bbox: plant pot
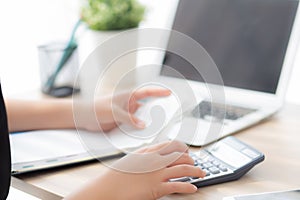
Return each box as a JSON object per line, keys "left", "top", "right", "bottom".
{"left": 78, "top": 28, "right": 138, "bottom": 96}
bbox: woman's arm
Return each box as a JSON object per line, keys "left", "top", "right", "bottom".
{"left": 5, "top": 88, "right": 171, "bottom": 132}
{"left": 5, "top": 99, "right": 75, "bottom": 132}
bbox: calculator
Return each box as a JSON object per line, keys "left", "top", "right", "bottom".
{"left": 170, "top": 136, "right": 265, "bottom": 187}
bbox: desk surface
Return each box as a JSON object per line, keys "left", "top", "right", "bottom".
{"left": 17, "top": 104, "right": 300, "bottom": 200}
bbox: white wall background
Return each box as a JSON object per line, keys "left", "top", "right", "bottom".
{"left": 0, "top": 0, "right": 299, "bottom": 104}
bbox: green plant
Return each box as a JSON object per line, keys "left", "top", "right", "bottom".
{"left": 81, "top": 0, "right": 146, "bottom": 31}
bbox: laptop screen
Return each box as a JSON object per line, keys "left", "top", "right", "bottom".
{"left": 161, "top": 0, "right": 299, "bottom": 94}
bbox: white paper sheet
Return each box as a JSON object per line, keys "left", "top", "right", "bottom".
{"left": 223, "top": 189, "right": 300, "bottom": 200}
{"left": 107, "top": 95, "right": 181, "bottom": 149}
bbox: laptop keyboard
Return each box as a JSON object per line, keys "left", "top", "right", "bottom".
{"left": 191, "top": 101, "right": 256, "bottom": 121}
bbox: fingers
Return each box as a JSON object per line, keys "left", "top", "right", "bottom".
{"left": 158, "top": 182, "right": 197, "bottom": 197}
{"left": 135, "top": 144, "right": 164, "bottom": 154}
{"left": 128, "top": 102, "right": 142, "bottom": 114}
{"left": 131, "top": 88, "right": 171, "bottom": 101}
{"left": 115, "top": 88, "right": 171, "bottom": 128}
{"left": 99, "top": 122, "right": 117, "bottom": 132}
{"left": 135, "top": 140, "right": 188, "bottom": 154}
{"left": 135, "top": 141, "right": 174, "bottom": 153}
{"left": 167, "top": 153, "right": 194, "bottom": 167}
{"left": 158, "top": 140, "right": 189, "bottom": 155}
{"left": 164, "top": 182, "right": 198, "bottom": 194}
{"left": 164, "top": 165, "right": 205, "bottom": 180}
{"left": 116, "top": 109, "right": 145, "bottom": 129}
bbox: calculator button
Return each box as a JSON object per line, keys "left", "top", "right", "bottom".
{"left": 212, "top": 161, "right": 220, "bottom": 166}
{"left": 208, "top": 167, "right": 220, "bottom": 174}
{"left": 190, "top": 152, "right": 196, "bottom": 157}
{"left": 204, "top": 169, "right": 210, "bottom": 176}
{"left": 170, "top": 177, "right": 191, "bottom": 182}
{"left": 196, "top": 159, "right": 203, "bottom": 164}
{"left": 190, "top": 153, "right": 197, "bottom": 159}
{"left": 203, "top": 163, "right": 213, "bottom": 168}
{"left": 204, "top": 156, "right": 214, "bottom": 162}
{"left": 218, "top": 165, "right": 228, "bottom": 172}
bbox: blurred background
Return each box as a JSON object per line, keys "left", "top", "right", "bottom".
{"left": 0, "top": 0, "right": 299, "bottom": 104}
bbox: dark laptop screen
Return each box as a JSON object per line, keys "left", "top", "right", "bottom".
{"left": 161, "top": 0, "right": 299, "bottom": 93}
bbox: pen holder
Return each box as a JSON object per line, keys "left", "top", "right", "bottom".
{"left": 38, "top": 42, "right": 80, "bottom": 97}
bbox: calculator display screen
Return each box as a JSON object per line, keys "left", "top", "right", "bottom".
{"left": 209, "top": 143, "right": 252, "bottom": 168}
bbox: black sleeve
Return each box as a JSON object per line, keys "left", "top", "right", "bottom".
{"left": 0, "top": 83, "right": 11, "bottom": 200}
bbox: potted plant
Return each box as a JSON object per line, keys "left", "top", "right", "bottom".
{"left": 78, "top": 0, "right": 146, "bottom": 94}
{"left": 81, "top": 0, "right": 145, "bottom": 31}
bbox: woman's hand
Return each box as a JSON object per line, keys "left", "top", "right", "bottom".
{"left": 78, "top": 88, "right": 171, "bottom": 132}
{"left": 66, "top": 141, "right": 205, "bottom": 200}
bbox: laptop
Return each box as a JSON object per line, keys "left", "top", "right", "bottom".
{"left": 10, "top": 128, "right": 158, "bottom": 174}
{"left": 10, "top": 130, "right": 120, "bottom": 174}
{"left": 141, "top": 0, "right": 300, "bottom": 146}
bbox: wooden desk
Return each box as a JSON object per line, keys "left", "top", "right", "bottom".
{"left": 17, "top": 104, "right": 300, "bottom": 199}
